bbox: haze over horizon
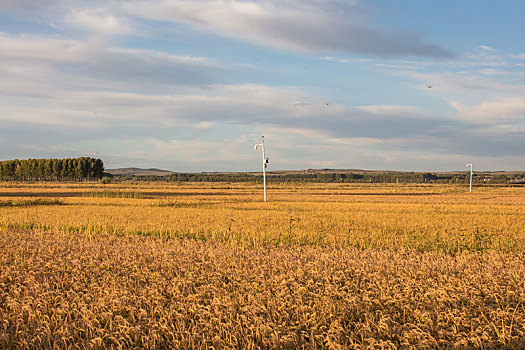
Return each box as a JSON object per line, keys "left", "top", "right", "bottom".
{"left": 1, "top": 1, "right": 525, "bottom": 172}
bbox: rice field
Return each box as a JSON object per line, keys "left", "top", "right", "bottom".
{"left": 1, "top": 181, "right": 525, "bottom": 348}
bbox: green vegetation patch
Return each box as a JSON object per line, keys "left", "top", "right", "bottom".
{"left": 0, "top": 198, "right": 64, "bottom": 207}
{"left": 82, "top": 191, "right": 148, "bottom": 199}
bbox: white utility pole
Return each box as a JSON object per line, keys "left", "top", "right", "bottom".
{"left": 254, "top": 136, "right": 269, "bottom": 202}
{"left": 466, "top": 163, "right": 473, "bottom": 193}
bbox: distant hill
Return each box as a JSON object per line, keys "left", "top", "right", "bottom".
{"left": 106, "top": 168, "right": 174, "bottom": 176}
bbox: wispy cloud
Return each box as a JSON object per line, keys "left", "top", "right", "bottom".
{"left": 120, "top": 0, "right": 454, "bottom": 58}
{"left": 509, "top": 53, "right": 525, "bottom": 60}
{"left": 63, "top": 7, "right": 134, "bottom": 36}
{"left": 0, "top": 33, "right": 220, "bottom": 94}
{"left": 0, "top": 0, "right": 454, "bottom": 58}
{"left": 356, "top": 105, "right": 428, "bottom": 117}
{"left": 463, "top": 45, "right": 508, "bottom": 67}
{"left": 451, "top": 97, "right": 525, "bottom": 123}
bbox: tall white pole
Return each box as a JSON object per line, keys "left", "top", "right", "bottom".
{"left": 261, "top": 136, "right": 267, "bottom": 202}
{"left": 470, "top": 166, "right": 473, "bottom": 193}
{"left": 466, "top": 163, "right": 473, "bottom": 193}
{"left": 254, "top": 136, "right": 268, "bottom": 202}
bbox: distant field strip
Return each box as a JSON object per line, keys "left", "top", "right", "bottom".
{"left": 0, "top": 183, "right": 524, "bottom": 252}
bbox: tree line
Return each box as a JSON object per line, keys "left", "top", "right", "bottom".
{"left": 105, "top": 171, "right": 524, "bottom": 184}
{"left": 0, "top": 158, "right": 105, "bottom": 181}
{"left": 161, "top": 172, "right": 521, "bottom": 184}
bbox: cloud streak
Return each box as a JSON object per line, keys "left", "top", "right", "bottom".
{"left": 0, "top": 33, "right": 221, "bottom": 93}
{"left": 122, "top": 0, "right": 454, "bottom": 58}
{"left": 1, "top": 0, "right": 453, "bottom": 58}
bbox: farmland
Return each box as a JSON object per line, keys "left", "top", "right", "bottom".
{"left": 1, "top": 182, "right": 525, "bottom": 348}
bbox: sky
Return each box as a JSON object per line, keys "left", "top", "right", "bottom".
{"left": 1, "top": 1, "right": 525, "bottom": 172}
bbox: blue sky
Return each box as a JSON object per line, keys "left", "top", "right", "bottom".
{"left": 1, "top": 1, "right": 524, "bottom": 171}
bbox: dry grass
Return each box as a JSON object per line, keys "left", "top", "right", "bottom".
{"left": 1, "top": 231, "right": 525, "bottom": 348}
{"left": 1, "top": 182, "right": 525, "bottom": 348}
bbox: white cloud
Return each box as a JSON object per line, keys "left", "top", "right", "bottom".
{"left": 509, "top": 53, "right": 525, "bottom": 60}
{"left": 478, "top": 45, "right": 497, "bottom": 52}
{"left": 451, "top": 97, "right": 525, "bottom": 123}
{"left": 463, "top": 45, "right": 508, "bottom": 67}
{"left": 478, "top": 68, "right": 511, "bottom": 76}
{"left": 0, "top": 33, "right": 89, "bottom": 63}
{"left": 0, "top": 33, "right": 212, "bottom": 66}
{"left": 194, "top": 121, "right": 215, "bottom": 130}
{"left": 63, "top": 7, "right": 134, "bottom": 36}
{"left": 0, "top": 81, "right": 339, "bottom": 128}
{"left": 120, "top": 0, "right": 453, "bottom": 57}
{"left": 324, "top": 56, "right": 371, "bottom": 64}
{"left": 356, "top": 105, "right": 427, "bottom": 117}
{"left": 0, "top": 0, "right": 65, "bottom": 12}
{"left": 2, "top": 0, "right": 454, "bottom": 58}
{"left": 400, "top": 69, "right": 522, "bottom": 101}
{"left": 151, "top": 136, "right": 253, "bottom": 163}
{"left": 0, "top": 33, "right": 220, "bottom": 97}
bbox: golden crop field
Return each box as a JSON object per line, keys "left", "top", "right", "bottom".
{"left": 1, "top": 181, "right": 525, "bottom": 348}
